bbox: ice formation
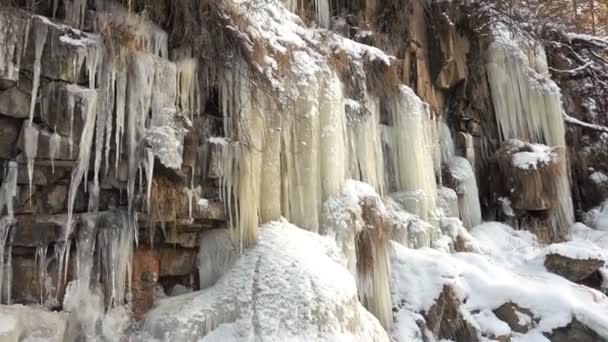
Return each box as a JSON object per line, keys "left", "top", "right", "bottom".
{"left": 448, "top": 157, "right": 482, "bottom": 228}
{"left": 142, "top": 221, "right": 390, "bottom": 342}
{"left": 28, "top": 17, "right": 48, "bottom": 125}
{"left": 197, "top": 229, "right": 238, "bottom": 290}
{"left": 23, "top": 124, "right": 39, "bottom": 200}
{"left": 382, "top": 86, "right": 438, "bottom": 221}
{"left": 486, "top": 26, "right": 575, "bottom": 235}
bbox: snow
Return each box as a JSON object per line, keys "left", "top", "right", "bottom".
{"left": 390, "top": 222, "right": 608, "bottom": 341}
{"left": 511, "top": 143, "right": 557, "bottom": 170}
{"left": 141, "top": 220, "right": 389, "bottom": 342}
{"left": 486, "top": 23, "right": 574, "bottom": 234}
{"left": 585, "top": 200, "right": 608, "bottom": 231}
{"left": 590, "top": 171, "right": 608, "bottom": 185}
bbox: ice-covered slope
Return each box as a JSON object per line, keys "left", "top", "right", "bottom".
{"left": 139, "top": 221, "right": 389, "bottom": 342}
{"left": 390, "top": 222, "right": 608, "bottom": 341}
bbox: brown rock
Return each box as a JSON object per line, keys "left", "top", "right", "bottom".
{"left": 494, "top": 302, "right": 535, "bottom": 334}
{"left": 544, "top": 253, "right": 605, "bottom": 283}
{"left": 131, "top": 247, "right": 160, "bottom": 320}
{"left": 546, "top": 318, "right": 607, "bottom": 342}
{"left": 425, "top": 286, "right": 479, "bottom": 341}
{"left": 159, "top": 247, "right": 198, "bottom": 277}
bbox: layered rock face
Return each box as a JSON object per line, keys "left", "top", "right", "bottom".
{"left": 0, "top": 0, "right": 607, "bottom": 341}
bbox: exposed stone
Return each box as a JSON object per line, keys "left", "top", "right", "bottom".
{"left": 0, "top": 86, "right": 30, "bottom": 119}
{"left": 131, "top": 247, "right": 160, "bottom": 320}
{"left": 18, "top": 123, "right": 74, "bottom": 161}
{"left": 0, "top": 9, "right": 29, "bottom": 84}
{"left": 12, "top": 214, "right": 69, "bottom": 247}
{"left": 39, "top": 82, "right": 97, "bottom": 145}
{"left": 159, "top": 247, "right": 197, "bottom": 277}
{"left": 424, "top": 286, "right": 479, "bottom": 342}
{"left": 545, "top": 318, "right": 608, "bottom": 342}
{"left": 0, "top": 115, "right": 22, "bottom": 158}
{"left": 493, "top": 302, "right": 535, "bottom": 334}
{"left": 496, "top": 141, "right": 561, "bottom": 211}
{"left": 12, "top": 254, "right": 68, "bottom": 308}
{"left": 163, "top": 231, "right": 199, "bottom": 248}
{"left": 544, "top": 253, "right": 605, "bottom": 283}
{"left": 22, "top": 15, "right": 101, "bottom": 84}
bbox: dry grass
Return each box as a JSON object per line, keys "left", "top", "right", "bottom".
{"left": 98, "top": 15, "right": 143, "bottom": 68}
{"left": 146, "top": 175, "right": 188, "bottom": 243}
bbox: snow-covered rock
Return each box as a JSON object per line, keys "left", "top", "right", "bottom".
{"left": 141, "top": 221, "right": 389, "bottom": 342}
{"left": 390, "top": 222, "right": 608, "bottom": 342}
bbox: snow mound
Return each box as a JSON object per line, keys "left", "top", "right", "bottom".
{"left": 585, "top": 200, "right": 608, "bottom": 231}
{"left": 0, "top": 304, "right": 68, "bottom": 341}
{"left": 390, "top": 222, "right": 608, "bottom": 342}
{"left": 511, "top": 143, "right": 557, "bottom": 170}
{"left": 140, "top": 220, "right": 389, "bottom": 342}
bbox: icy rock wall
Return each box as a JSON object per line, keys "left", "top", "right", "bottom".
{"left": 218, "top": 69, "right": 441, "bottom": 247}
{"left": 486, "top": 26, "right": 575, "bottom": 236}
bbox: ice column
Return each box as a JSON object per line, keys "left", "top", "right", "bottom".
{"left": 383, "top": 86, "right": 438, "bottom": 221}
{"left": 486, "top": 30, "right": 575, "bottom": 235}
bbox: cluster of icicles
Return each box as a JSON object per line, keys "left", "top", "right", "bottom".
{"left": 0, "top": 2, "right": 488, "bottom": 336}
{"left": 485, "top": 26, "right": 575, "bottom": 235}
{"left": 0, "top": 2, "right": 576, "bottom": 340}
{"left": 0, "top": 2, "right": 197, "bottom": 338}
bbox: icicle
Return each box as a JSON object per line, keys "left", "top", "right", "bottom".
{"left": 315, "top": 0, "right": 331, "bottom": 28}
{"left": 104, "top": 70, "right": 116, "bottom": 176}
{"left": 24, "top": 124, "right": 40, "bottom": 201}
{"left": 64, "top": 90, "right": 98, "bottom": 271}
{"left": 126, "top": 53, "right": 154, "bottom": 213}
{"left": 114, "top": 73, "right": 127, "bottom": 174}
{"left": 98, "top": 210, "right": 134, "bottom": 308}
{"left": 144, "top": 147, "right": 154, "bottom": 212}
{"left": 0, "top": 217, "right": 14, "bottom": 304}
{"left": 486, "top": 28, "right": 575, "bottom": 234}
{"left": 0, "top": 162, "right": 17, "bottom": 303}
{"left": 448, "top": 157, "right": 482, "bottom": 228}
{"left": 28, "top": 18, "right": 48, "bottom": 126}
{"left": 383, "top": 86, "right": 438, "bottom": 221}
{"left": 65, "top": 213, "right": 102, "bottom": 340}
{"left": 356, "top": 228, "right": 392, "bottom": 330}
{"left": 49, "top": 130, "right": 61, "bottom": 173}
{"left": 319, "top": 73, "right": 347, "bottom": 201}
{"left": 35, "top": 245, "right": 48, "bottom": 305}
{"left": 346, "top": 96, "right": 385, "bottom": 194}
{"left": 67, "top": 90, "right": 76, "bottom": 158}
{"left": 439, "top": 121, "right": 455, "bottom": 164}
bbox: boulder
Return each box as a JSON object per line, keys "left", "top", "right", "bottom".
{"left": 544, "top": 253, "right": 605, "bottom": 283}
{"left": 546, "top": 318, "right": 608, "bottom": 342}
{"left": 0, "top": 115, "right": 22, "bottom": 159}
{"left": 496, "top": 140, "right": 561, "bottom": 211}
{"left": 424, "top": 286, "right": 479, "bottom": 341}
{"left": 493, "top": 302, "right": 535, "bottom": 334}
